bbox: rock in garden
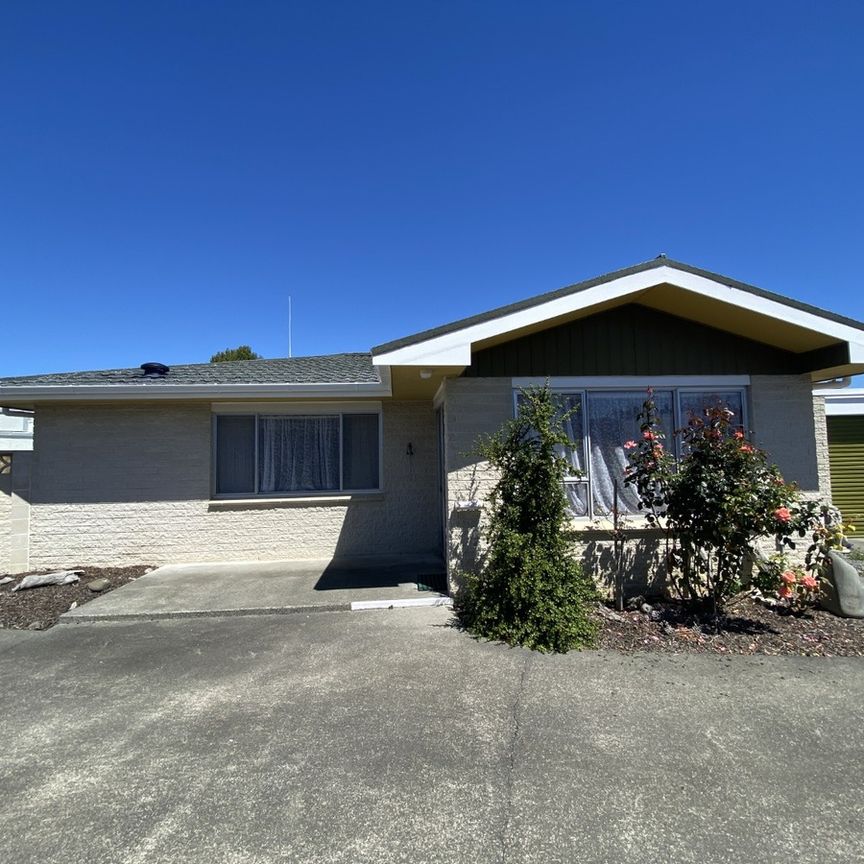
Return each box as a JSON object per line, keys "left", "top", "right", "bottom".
{"left": 87, "top": 578, "right": 111, "bottom": 592}
{"left": 11, "top": 570, "right": 82, "bottom": 592}
{"left": 625, "top": 595, "right": 645, "bottom": 611}
{"left": 0, "top": 576, "right": 13, "bottom": 586}
{"left": 821, "top": 552, "right": 864, "bottom": 618}
{"left": 27, "top": 621, "right": 44, "bottom": 631}
{"left": 640, "top": 602, "right": 653, "bottom": 615}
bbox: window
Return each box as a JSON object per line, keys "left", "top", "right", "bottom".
{"left": 518, "top": 387, "right": 746, "bottom": 519}
{"left": 214, "top": 412, "right": 381, "bottom": 496}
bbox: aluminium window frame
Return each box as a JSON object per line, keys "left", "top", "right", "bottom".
{"left": 211, "top": 403, "right": 384, "bottom": 499}
{"left": 512, "top": 383, "right": 749, "bottom": 521}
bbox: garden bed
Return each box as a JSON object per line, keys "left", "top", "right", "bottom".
{"left": 595, "top": 596, "right": 864, "bottom": 656}
{"left": 0, "top": 566, "right": 153, "bottom": 630}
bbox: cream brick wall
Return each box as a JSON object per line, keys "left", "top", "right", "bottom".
{"left": 442, "top": 378, "right": 512, "bottom": 581}
{"left": 25, "top": 400, "right": 440, "bottom": 570}
{"left": 812, "top": 392, "right": 832, "bottom": 498}
{"left": 0, "top": 453, "right": 32, "bottom": 574}
{"left": 0, "top": 470, "right": 10, "bottom": 574}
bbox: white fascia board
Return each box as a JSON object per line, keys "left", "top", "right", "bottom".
{"left": 0, "top": 438, "right": 33, "bottom": 451}
{"left": 372, "top": 337, "right": 470, "bottom": 366}
{"left": 373, "top": 266, "right": 864, "bottom": 366}
{"left": 820, "top": 388, "right": 864, "bottom": 416}
{"left": 0, "top": 379, "right": 392, "bottom": 403}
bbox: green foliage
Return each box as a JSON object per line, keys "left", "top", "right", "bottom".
{"left": 625, "top": 395, "right": 849, "bottom": 612}
{"left": 210, "top": 345, "right": 262, "bottom": 363}
{"left": 753, "top": 554, "right": 820, "bottom": 613}
{"left": 456, "top": 386, "right": 598, "bottom": 652}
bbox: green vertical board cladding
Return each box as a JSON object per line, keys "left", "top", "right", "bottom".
{"left": 827, "top": 415, "right": 864, "bottom": 532}
{"left": 464, "top": 304, "right": 827, "bottom": 377}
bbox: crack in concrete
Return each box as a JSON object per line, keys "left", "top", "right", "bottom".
{"left": 498, "top": 651, "right": 532, "bottom": 864}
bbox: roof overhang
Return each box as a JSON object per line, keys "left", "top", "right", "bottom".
{"left": 0, "top": 368, "right": 393, "bottom": 408}
{"left": 817, "top": 387, "right": 864, "bottom": 416}
{"left": 372, "top": 262, "right": 864, "bottom": 381}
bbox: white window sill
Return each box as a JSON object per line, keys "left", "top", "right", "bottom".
{"left": 208, "top": 493, "right": 384, "bottom": 511}
{"left": 567, "top": 519, "right": 665, "bottom": 538}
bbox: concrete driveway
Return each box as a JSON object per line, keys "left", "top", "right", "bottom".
{"left": 2, "top": 609, "right": 863, "bottom": 864}
{"left": 61, "top": 555, "right": 449, "bottom": 623}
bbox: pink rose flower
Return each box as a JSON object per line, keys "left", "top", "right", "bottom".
{"left": 781, "top": 570, "right": 797, "bottom": 585}
{"left": 623, "top": 440, "right": 637, "bottom": 450}
{"left": 642, "top": 430, "right": 656, "bottom": 441}
{"left": 801, "top": 575, "right": 818, "bottom": 589}
{"left": 778, "top": 586, "right": 793, "bottom": 599}
{"left": 774, "top": 507, "right": 791, "bottom": 523}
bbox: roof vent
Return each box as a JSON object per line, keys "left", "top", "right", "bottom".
{"left": 140, "top": 362, "right": 170, "bottom": 379}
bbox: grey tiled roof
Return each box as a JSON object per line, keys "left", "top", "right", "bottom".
{"left": 0, "top": 353, "right": 379, "bottom": 387}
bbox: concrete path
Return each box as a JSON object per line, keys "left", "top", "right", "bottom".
{"left": 61, "top": 555, "right": 449, "bottom": 623}
{"left": 2, "top": 608, "right": 863, "bottom": 864}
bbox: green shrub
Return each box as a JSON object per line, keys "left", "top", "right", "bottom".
{"left": 455, "top": 385, "right": 598, "bottom": 652}
{"left": 625, "top": 392, "right": 848, "bottom": 614}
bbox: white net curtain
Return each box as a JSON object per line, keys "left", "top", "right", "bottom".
{"left": 258, "top": 416, "right": 340, "bottom": 493}
{"left": 555, "top": 394, "right": 589, "bottom": 517}
{"left": 586, "top": 391, "right": 674, "bottom": 517}
{"left": 516, "top": 387, "right": 746, "bottom": 520}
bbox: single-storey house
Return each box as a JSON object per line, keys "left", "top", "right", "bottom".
{"left": 2, "top": 257, "right": 864, "bottom": 588}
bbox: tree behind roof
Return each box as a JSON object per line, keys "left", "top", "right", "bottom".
{"left": 210, "top": 345, "right": 262, "bottom": 363}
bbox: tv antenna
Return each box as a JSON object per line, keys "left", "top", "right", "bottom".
{"left": 288, "top": 296, "right": 293, "bottom": 358}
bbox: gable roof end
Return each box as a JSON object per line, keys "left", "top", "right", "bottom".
{"left": 371, "top": 258, "right": 864, "bottom": 379}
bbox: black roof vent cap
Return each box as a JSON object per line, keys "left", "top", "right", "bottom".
{"left": 140, "top": 362, "right": 170, "bottom": 379}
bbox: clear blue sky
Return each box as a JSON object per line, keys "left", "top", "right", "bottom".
{"left": 2, "top": 1, "right": 862, "bottom": 377}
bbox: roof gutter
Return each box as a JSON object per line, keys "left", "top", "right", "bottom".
{"left": 0, "top": 373, "right": 392, "bottom": 405}
{"left": 812, "top": 376, "right": 852, "bottom": 389}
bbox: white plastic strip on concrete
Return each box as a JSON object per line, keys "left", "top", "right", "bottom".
{"left": 350, "top": 596, "right": 453, "bottom": 611}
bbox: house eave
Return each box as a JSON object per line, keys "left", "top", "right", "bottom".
{"left": 0, "top": 374, "right": 393, "bottom": 407}
{"left": 372, "top": 263, "right": 864, "bottom": 368}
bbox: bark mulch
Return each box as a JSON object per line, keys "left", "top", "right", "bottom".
{"left": 595, "top": 595, "right": 864, "bottom": 656}
{"left": 0, "top": 566, "right": 153, "bottom": 631}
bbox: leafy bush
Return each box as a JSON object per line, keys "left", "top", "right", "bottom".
{"left": 624, "top": 393, "right": 829, "bottom": 612}
{"left": 753, "top": 555, "right": 820, "bottom": 612}
{"left": 455, "top": 385, "right": 598, "bottom": 652}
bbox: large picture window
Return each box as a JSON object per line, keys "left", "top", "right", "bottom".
{"left": 214, "top": 411, "right": 381, "bottom": 496}
{"left": 518, "top": 387, "right": 746, "bottom": 519}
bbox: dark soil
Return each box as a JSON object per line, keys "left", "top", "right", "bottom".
{"left": 0, "top": 566, "right": 152, "bottom": 630}
{"left": 595, "top": 596, "right": 864, "bottom": 656}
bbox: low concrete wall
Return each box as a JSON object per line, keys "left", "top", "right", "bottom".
{"left": 24, "top": 400, "right": 440, "bottom": 570}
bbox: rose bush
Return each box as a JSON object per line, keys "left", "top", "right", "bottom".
{"left": 624, "top": 392, "right": 848, "bottom": 616}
